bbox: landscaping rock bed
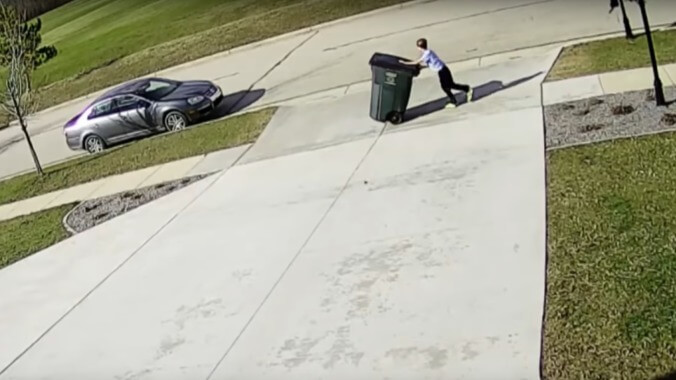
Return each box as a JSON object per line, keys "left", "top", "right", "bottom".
{"left": 545, "top": 87, "right": 676, "bottom": 149}
{"left": 65, "top": 175, "right": 210, "bottom": 234}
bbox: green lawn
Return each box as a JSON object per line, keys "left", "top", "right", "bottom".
{"left": 0, "top": 107, "right": 275, "bottom": 206}
{"left": 544, "top": 134, "right": 676, "bottom": 379}
{"left": 548, "top": 28, "right": 676, "bottom": 81}
{"left": 0, "top": 204, "right": 74, "bottom": 270}
{"left": 19, "top": 0, "right": 410, "bottom": 113}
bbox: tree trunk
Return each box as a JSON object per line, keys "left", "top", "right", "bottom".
{"left": 17, "top": 116, "right": 43, "bottom": 176}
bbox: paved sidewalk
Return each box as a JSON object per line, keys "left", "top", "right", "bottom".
{"left": 543, "top": 63, "right": 676, "bottom": 105}
{"left": 0, "top": 145, "right": 250, "bottom": 223}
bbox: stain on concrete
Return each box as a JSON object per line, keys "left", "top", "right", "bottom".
{"left": 272, "top": 325, "right": 365, "bottom": 371}
{"left": 322, "top": 325, "right": 365, "bottom": 369}
{"left": 363, "top": 160, "right": 479, "bottom": 192}
{"left": 171, "top": 298, "right": 224, "bottom": 330}
{"left": 385, "top": 346, "right": 449, "bottom": 369}
{"left": 461, "top": 342, "right": 479, "bottom": 361}
{"left": 232, "top": 268, "right": 253, "bottom": 282}
{"left": 275, "top": 333, "right": 326, "bottom": 369}
{"left": 155, "top": 336, "right": 186, "bottom": 360}
{"left": 117, "top": 367, "right": 154, "bottom": 380}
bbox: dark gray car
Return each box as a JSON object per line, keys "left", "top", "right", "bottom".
{"left": 64, "top": 77, "right": 223, "bottom": 153}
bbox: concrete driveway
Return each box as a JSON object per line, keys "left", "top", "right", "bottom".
{"left": 0, "top": 46, "right": 554, "bottom": 379}
{"left": 1, "top": 0, "right": 675, "bottom": 179}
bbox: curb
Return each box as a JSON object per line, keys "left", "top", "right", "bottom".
{"left": 61, "top": 202, "right": 80, "bottom": 235}
{"left": 540, "top": 46, "right": 564, "bottom": 108}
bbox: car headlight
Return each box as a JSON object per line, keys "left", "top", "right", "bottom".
{"left": 187, "top": 96, "right": 205, "bottom": 105}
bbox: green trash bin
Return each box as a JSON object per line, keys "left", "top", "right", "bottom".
{"left": 368, "top": 52, "right": 421, "bottom": 124}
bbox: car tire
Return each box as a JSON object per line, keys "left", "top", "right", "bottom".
{"left": 164, "top": 111, "right": 188, "bottom": 132}
{"left": 83, "top": 134, "right": 105, "bottom": 154}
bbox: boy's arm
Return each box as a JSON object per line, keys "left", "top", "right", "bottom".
{"left": 399, "top": 57, "right": 424, "bottom": 66}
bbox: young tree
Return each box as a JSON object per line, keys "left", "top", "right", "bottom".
{"left": 0, "top": 4, "right": 44, "bottom": 175}
{"left": 0, "top": 10, "right": 57, "bottom": 90}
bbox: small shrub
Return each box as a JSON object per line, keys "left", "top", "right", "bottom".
{"left": 611, "top": 105, "right": 635, "bottom": 115}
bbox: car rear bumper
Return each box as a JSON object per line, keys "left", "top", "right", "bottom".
{"left": 65, "top": 135, "right": 82, "bottom": 151}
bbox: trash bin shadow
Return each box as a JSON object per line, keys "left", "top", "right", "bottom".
{"left": 404, "top": 71, "right": 542, "bottom": 122}
{"left": 204, "top": 88, "right": 266, "bottom": 121}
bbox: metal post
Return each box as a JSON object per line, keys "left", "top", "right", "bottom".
{"left": 618, "top": 0, "right": 635, "bottom": 39}
{"left": 637, "top": 0, "right": 666, "bottom": 106}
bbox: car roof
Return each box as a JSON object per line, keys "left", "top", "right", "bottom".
{"left": 92, "top": 77, "right": 177, "bottom": 103}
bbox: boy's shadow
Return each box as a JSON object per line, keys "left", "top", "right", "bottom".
{"left": 404, "top": 71, "right": 542, "bottom": 122}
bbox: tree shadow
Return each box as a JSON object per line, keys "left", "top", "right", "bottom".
{"left": 627, "top": 31, "right": 647, "bottom": 41}
{"left": 204, "top": 88, "right": 266, "bottom": 121}
{"left": 403, "top": 71, "right": 543, "bottom": 122}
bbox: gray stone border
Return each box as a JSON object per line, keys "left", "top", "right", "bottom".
{"left": 544, "top": 87, "right": 676, "bottom": 151}
{"left": 62, "top": 174, "right": 212, "bottom": 234}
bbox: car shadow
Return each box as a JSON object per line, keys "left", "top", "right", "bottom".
{"left": 204, "top": 88, "right": 266, "bottom": 121}
{"left": 403, "top": 71, "right": 543, "bottom": 123}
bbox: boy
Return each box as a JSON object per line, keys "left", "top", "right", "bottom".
{"left": 401, "top": 38, "right": 472, "bottom": 108}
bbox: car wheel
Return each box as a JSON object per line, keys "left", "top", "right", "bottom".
{"left": 164, "top": 111, "right": 188, "bottom": 132}
{"left": 84, "top": 135, "right": 105, "bottom": 154}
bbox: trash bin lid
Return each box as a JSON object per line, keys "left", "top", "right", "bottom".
{"left": 369, "top": 52, "right": 420, "bottom": 76}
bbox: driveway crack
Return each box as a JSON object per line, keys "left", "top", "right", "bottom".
{"left": 224, "top": 30, "right": 318, "bottom": 115}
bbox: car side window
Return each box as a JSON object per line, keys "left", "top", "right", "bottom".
{"left": 116, "top": 96, "right": 150, "bottom": 113}
{"left": 88, "top": 99, "right": 116, "bottom": 120}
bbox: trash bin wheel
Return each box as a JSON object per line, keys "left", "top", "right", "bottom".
{"left": 388, "top": 111, "right": 403, "bottom": 124}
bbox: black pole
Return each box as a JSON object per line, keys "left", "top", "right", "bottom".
{"left": 637, "top": 0, "right": 666, "bottom": 106}
{"left": 618, "top": 0, "right": 635, "bottom": 39}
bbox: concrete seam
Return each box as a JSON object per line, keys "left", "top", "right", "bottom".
{"left": 205, "top": 122, "right": 388, "bottom": 380}
{"left": 0, "top": 169, "right": 229, "bottom": 377}
{"left": 224, "top": 31, "right": 319, "bottom": 116}
{"left": 597, "top": 74, "right": 607, "bottom": 95}
{"left": 229, "top": 140, "right": 256, "bottom": 167}
{"left": 540, "top": 46, "right": 563, "bottom": 106}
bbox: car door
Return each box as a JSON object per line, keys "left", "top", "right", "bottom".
{"left": 87, "top": 98, "right": 122, "bottom": 142}
{"left": 114, "top": 95, "right": 154, "bottom": 137}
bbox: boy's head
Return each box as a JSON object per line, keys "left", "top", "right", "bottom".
{"left": 416, "top": 38, "right": 428, "bottom": 51}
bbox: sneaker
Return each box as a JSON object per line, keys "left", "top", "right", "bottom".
{"left": 446, "top": 102, "right": 457, "bottom": 109}
{"left": 466, "top": 88, "right": 474, "bottom": 103}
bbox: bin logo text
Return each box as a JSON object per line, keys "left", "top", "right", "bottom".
{"left": 385, "top": 72, "right": 397, "bottom": 86}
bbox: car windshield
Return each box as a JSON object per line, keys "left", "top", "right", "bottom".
{"left": 138, "top": 79, "right": 179, "bottom": 101}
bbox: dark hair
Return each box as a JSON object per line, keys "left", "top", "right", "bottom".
{"left": 416, "top": 38, "right": 428, "bottom": 49}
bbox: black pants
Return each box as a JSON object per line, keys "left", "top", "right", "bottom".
{"left": 438, "top": 66, "right": 470, "bottom": 104}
